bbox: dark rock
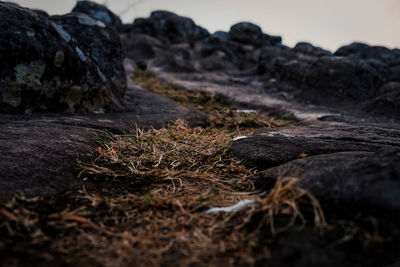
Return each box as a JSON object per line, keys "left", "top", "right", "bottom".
{"left": 130, "top": 17, "right": 157, "bottom": 36}
{"left": 259, "top": 150, "right": 400, "bottom": 236}
{"left": 335, "top": 42, "right": 400, "bottom": 66}
{"left": 258, "top": 46, "right": 316, "bottom": 81}
{"left": 193, "top": 25, "right": 211, "bottom": 42}
{"left": 230, "top": 124, "right": 400, "bottom": 170}
{"left": 293, "top": 42, "right": 332, "bottom": 57}
{"left": 121, "top": 34, "right": 162, "bottom": 61}
{"left": 302, "top": 56, "right": 383, "bottom": 105}
{"left": 0, "top": 3, "right": 124, "bottom": 114}
{"left": 72, "top": 0, "right": 122, "bottom": 29}
{"left": 145, "top": 10, "right": 210, "bottom": 45}
{"left": 229, "top": 22, "right": 264, "bottom": 47}
{"left": 155, "top": 45, "right": 195, "bottom": 72}
{"left": 363, "top": 82, "right": 400, "bottom": 120}
{"left": 265, "top": 33, "right": 282, "bottom": 46}
{"left": 52, "top": 12, "right": 126, "bottom": 99}
{"left": 0, "top": 81, "right": 207, "bottom": 200}
{"left": 33, "top": 9, "right": 49, "bottom": 17}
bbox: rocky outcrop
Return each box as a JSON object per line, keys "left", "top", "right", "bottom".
{"left": 72, "top": 0, "right": 123, "bottom": 29}
{"left": 52, "top": 12, "right": 126, "bottom": 99}
{"left": 0, "top": 2, "right": 126, "bottom": 114}
{"left": 123, "top": 10, "right": 210, "bottom": 45}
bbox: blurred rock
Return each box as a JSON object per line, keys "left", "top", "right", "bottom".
{"left": 72, "top": 0, "right": 122, "bottom": 29}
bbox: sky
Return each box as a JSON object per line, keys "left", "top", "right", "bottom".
{"left": 14, "top": 0, "right": 400, "bottom": 52}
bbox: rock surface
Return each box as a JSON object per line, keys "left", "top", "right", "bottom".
{"left": 72, "top": 0, "right": 123, "bottom": 29}
{"left": 0, "top": 2, "right": 126, "bottom": 114}
{"left": 0, "top": 82, "right": 206, "bottom": 200}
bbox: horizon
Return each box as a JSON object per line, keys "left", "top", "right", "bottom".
{"left": 13, "top": 0, "right": 400, "bottom": 51}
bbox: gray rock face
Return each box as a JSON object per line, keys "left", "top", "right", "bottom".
{"left": 72, "top": 0, "right": 123, "bottom": 29}
{"left": 0, "top": 2, "right": 126, "bottom": 114}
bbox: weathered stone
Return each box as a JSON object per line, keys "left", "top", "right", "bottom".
{"left": 0, "top": 82, "right": 206, "bottom": 200}
{"left": 72, "top": 0, "right": 122, "bottom": 29}
{"left": 293, "top": 42, "right": 332, "bottom": 57}
{"left": 155, "top": 45, "right": 195, "bottom": 72}
{"left": 229, "top": 22, "right": 264, "bottom": 47}
{"left": 335, "top": 42, "right": 400, "bottom": 66}
{"left": 230, "top": 124, "right": 400, "bottom": 170}
{"left": 363, "top": 82, "right": 400, "bottom": 120}
{"left": 259, "top": 150, "right": 400, "bottom": 235}
{"left": 52, "top": 12, "right": 126, "bottom": 99}
{"left": 121, "top": 33, "right": 162, "bottom": 61}
{"left": 302, "top": 56, "right": 383, "bottom": 105}
{"left": 0, "top": 3, "right": 125, "bottom": 114}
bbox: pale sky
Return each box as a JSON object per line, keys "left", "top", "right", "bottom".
{"left": 14, "top": 0, "right": 400, "bottom": 51}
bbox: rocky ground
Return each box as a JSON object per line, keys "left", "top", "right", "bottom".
{"left": 0, "top": 1, "right": 399, "bottom": 266}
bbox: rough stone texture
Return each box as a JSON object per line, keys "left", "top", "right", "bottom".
{"left": 292, "top": 42, "right": 332, "bottom": 57}
{"left": 52, "top": 12, "right": 126, "bottom": 99}
{"left": 363, "top": 82, "right": 400, "bottom": 120}
{"left": 230, "top": 124, "right": 400, "bottom": 170}
{"left": 301, "top": 56, "right": 384, "bottom": 105}
{"left": 0, "top": 81, "right": 206, "bottom": 200}
{"left": 259, "top": 150, "right": 400, "bottom": 236}
{"left": 123, "top": 10, "right": 210, "bottom": 45}
{"left": 72, "top": 0, "right": 123, "bottom": 29}
{"left": 0, "top": 2, "right": 125, "bottom": 114}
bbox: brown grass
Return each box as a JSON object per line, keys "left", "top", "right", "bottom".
{"left": 0, "top": 71, "right": 326, "bottom": 266}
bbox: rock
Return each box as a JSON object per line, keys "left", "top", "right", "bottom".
{"left": 302, "top": 56, "right": 383, "bottom": 105}
{"left": 335, "top": 42, "right": 400, "bottom": 66}
{"left": 335, "top": 42, "right": 400, "bottom": 83}
{"left": 155, "top": 45, "right": 195, "bottom": 72}
{"left": 229, "top": 22, "right": 265, "bottom": 47}
{"left": 0, "top": 81, "right": 207, "bottom": 200}
{"left": 228, "top": 22, "right": 281, "bottom": 47}
{"left": 363, "top": 82, "right": 400, "bottom": 120}
{"left": 130, "top": 18, "right": 157, "bottom": 36}
{"left": 293, "top": 42, "right": 332, "bottom": 57}
{"left": 259, "top": 150, "right": 400, "bottom": 236}
{"left": 153, "top": 10, "right": 210, "bottom": 45}
{"left": 0, "top": 3, "right": 124, "bottom": 114}
{"left": 52, "top": 12, "right": 126, "bottom": 99}
{"left": 230, "top": 124, "right": 400, "bottom": 170}
{"left": 120, "top": 33, "right": 162, "bottom": 61}
{"left": 72, "top": 0, "right": 122, "bottom": 29}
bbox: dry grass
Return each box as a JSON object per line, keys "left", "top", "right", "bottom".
{"left": 133, "top": 69, "right": 293, "bottom": 129}
{"left": 0, "top": 120, "right": 326, "bottom": 266}
{"left": 0, "top": 71, "right": 325, "bottom": 266}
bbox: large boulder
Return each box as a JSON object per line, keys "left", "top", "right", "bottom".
{"left": 229, "top": 22, "right": 264, "bottom": 47}
{"left": 229, "top": 22, "right": 281, "bottom": 47}
{"left": 0, "top": 3, "right": 125, "bottom": 114}
{"left": 259, "top": 150, "right": 400, "bottom": 236}
{"left": 72, "top": 0, "right": 122, "bottom": 29}
{"left": 302, "top": 56, "right": 383, "bottom": 105}
{"left": 126, "top": 10, "right": 210, "bottom": 45}
{"left": 335, "top": 43, "right": 400, "bottom": 83}
{"left": 52, "top": 12, "right": 126, "bottom": 99}
{"left": 335, "top": 42, "right": 400, "bottom": 66}
{"left": 363, "top": 82, "right": 400, "bottom": 120}
{"left": 292, "top": 42, "right": 332, "bottom": 57}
